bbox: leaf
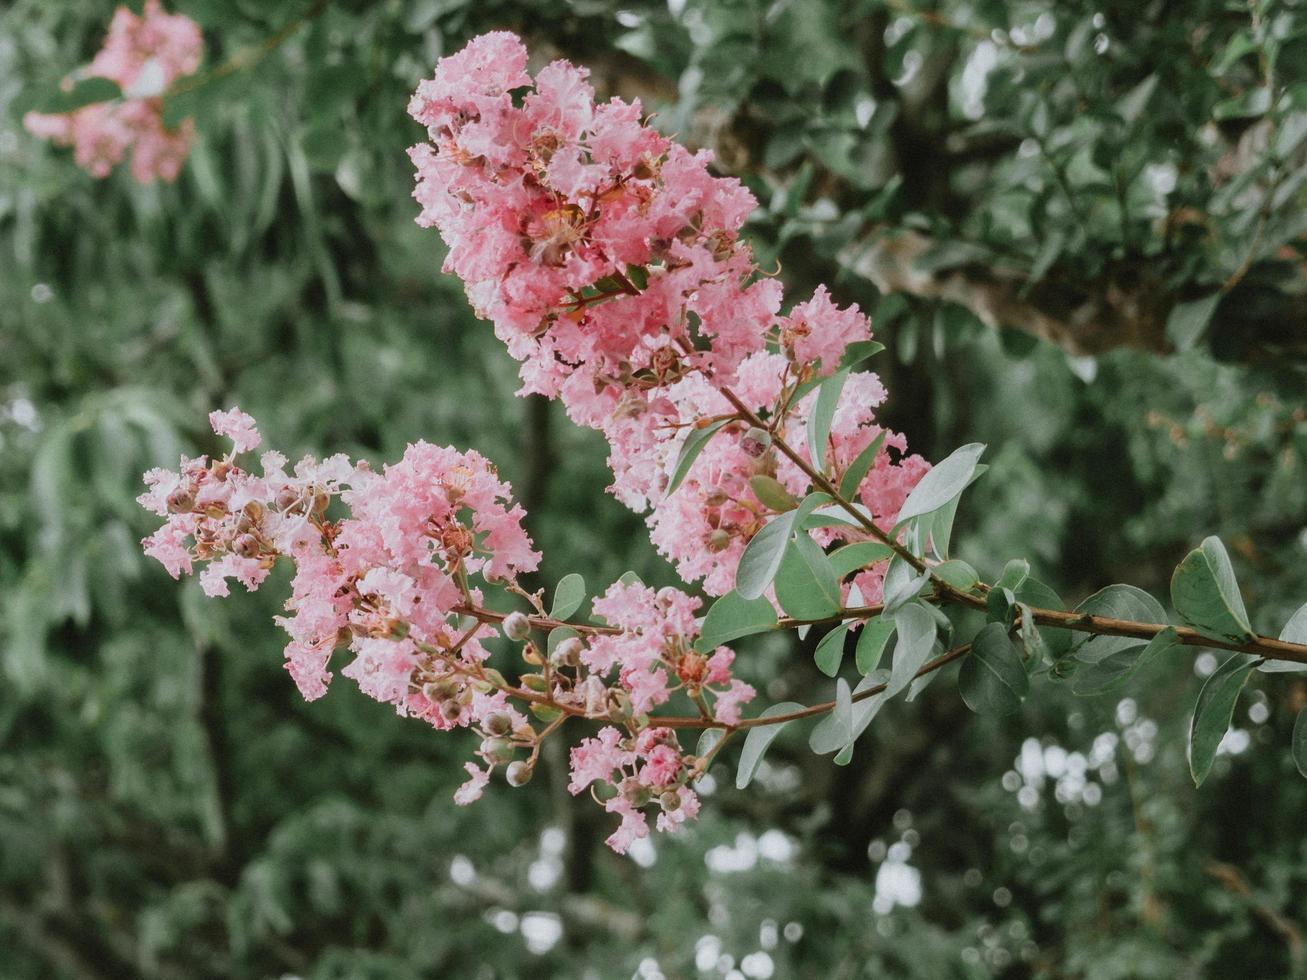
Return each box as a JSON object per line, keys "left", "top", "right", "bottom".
{"left": 837, "top": 340, "right": 886, "bottom": 370}
{"left": 1259, "top": 601, "right": 1307, "bottom": 673}
{"left": 882, "top": 559, "right": 928, "bottom": 614}
{"left": 1294, "top": 706, "right": 1307, "bottom": 779}
{"left": 996, "top": 559, "right": 1030, "bottom": 592}
{"left": 1070, "top": 626, "right": 1178, "bottom": 696}
{"left": 814, "top": 622, "right": 852, "bottom": 677}
{"left": 696, "top": 591, "right": 778, "bottom": 651}
{"left": 736, "top": 703, "right": 805, "bottom": 789}
{"left": 666, "top": 419, "right": 731, "bottom": 496}
{"left": 931, "top": 559, "right": 979, "bottom": 592}
{"left": 1117, "top": 73, "right": 1158, "bottom": 125}
{"left": 774, "top": 532, "right": 842, "bottom": 619}
{"left": 1171, "top": 536, "right": 1254, "bottom": 643}
{"left": 1166, "top": 293, "right": 1221, "bottom": 352}
{"left": 896, "top": 443, "right": 987, "bottom": 524}
{"left": 1015, "top": 577, "right": 1074, "bottom": 660}
{"left": 696, "top": 728, "right": 725, "bottom": 758}
{"left": 21, "top": 76, "right": 122, "bottom": 116}
{"left": 855, "top": 616, "right": 896, "bottom": 673}
{"left": 1189, "top": 654, "right": 1257, "bottom": 786}
{"left": 959, "top": 624, "right": 1029, "bottom": 714}
{"left": 839, "top": 430, "right": 888, "bottom": 499}
{"left": 829, "top": 541, "right": 894, "bottom": 579}
{"left": 549, "top": 573, "right": 586, "bottom": 620}
{"left": 749, "top": 475, "right": 798, "bottom": 512}
{"left": 1073, "top": 584, "right": 1169, "bottom": 662}
{"left": 807, "top": 368, "right": 850, "bottom": 471}
{"left": 809, "top": 678, "right": 854, "bottom": 754}
{"left": 889, "top": 603, "right": 936, "bottom": 697}
{"left": 734, "top": 493, "right": 829, "bottom": 599}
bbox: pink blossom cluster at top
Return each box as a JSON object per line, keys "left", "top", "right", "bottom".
{"left": 139, "top": 409, "right": 755, "bottom": 851}
{"left": 407, "top": 32, "right": 928, "bottom": 598}
{"left": 24, "top": 1, "right": 202, "bottom": 183}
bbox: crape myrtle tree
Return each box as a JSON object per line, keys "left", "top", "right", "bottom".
{"left": 5, "top": 0, "right": 1307, "bottom": 977}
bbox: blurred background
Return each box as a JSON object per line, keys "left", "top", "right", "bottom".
{"left": 3, "top": 0, "right": 1307, "bottom": 977}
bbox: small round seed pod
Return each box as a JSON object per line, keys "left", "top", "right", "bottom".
{"left": 505, "top": 760, "right": 534, "bottom": 787}
{"left": 503, "top": 611, "right": 531, "bottom": 641}
{"left": 485, "top": 712, "right": 512, "bottom": 737}
{"left": 660, "top": 790, "right": 682, "bottom": 812}
{"left": 740, "top": 426, "right": 771, "bottom": 458}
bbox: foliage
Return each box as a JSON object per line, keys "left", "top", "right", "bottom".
{"left": 4, "top": 1, "right": 1307, "bottom": 978}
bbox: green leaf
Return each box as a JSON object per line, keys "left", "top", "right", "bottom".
{"left": 1259, "top": 601, "right": 1307, "bottom": 673}
{"left": 896, "top": 443, "right": 986, "bottom": 524}
{"left": 959, "top": 624, "right": 1029, "bottom": 714}
{"left": 666, "top": 419, "right": 731, "bottom": 496}
{"left": 734, "top": 493, "right": 829, "bottom": 599}
{"left": 549, "top": 573, "right": 586, "bottom": 620}
{"left": 749, "top": 475, "right": 799, "bottom": 512}
{"left": 1070, "top": 626, "right": 1178, "bottom": 696}
{"left": 996, "top": 559, "right": 1030, "bottom": 592}
{"left": 838, "top": 430, "right": 888, "bottom": 499}
{"left": 1166, "top": 294, "right": 1221, "bottom": 352}
{"left": 1171, "top": 536, "right": 1254, "bottom": 643}
{"left": 1015, "top": 577, "right": 1074, "bottom": 660}
{"left": 829, "top": 541, "right": 894, "bottom": 579}
{"left": 1294, "top": 706, "right": 1307, "bottom": 779}
{"left": 814, "top": 621, "right": 852, "bottom": 677}
{"left": 736, "top": 703, "right": 805, "bottom": 789}
{"left": 696, "top": 728, "right": 725, "bottom": 759}
{"left": 775, "top": 532, "right": 842, "bottom": 619}
{"left": 809, "top": 678, "right": 854, "bottom": 754}
{"left": 807, "top": 368, "right": 850, "bottom": 472}
{"left": 696, "top": 591, "right": 778, "bottom": 651}
{"left": 931, "top": 559, "right": 979, "bottom": 592}
{"left": 1189, "top": 654, "right": 1257, "bottom": 786}
{"left": 882, "top": 559, "right": 928, "bottom": 613}
{"left": 855, "top": 616, "right": 896, "bottom": 673}
{"left": 21, "top": 76, "right": 122, "bottom": 116}
{"left": 837, "top": 340, "right": 886, "bottom": 370}
{"left": 889, "top": 602, "right": 936, "bottom": 697}
{"left": 1073, "top": 584, "right": 1169, "bottom": 662}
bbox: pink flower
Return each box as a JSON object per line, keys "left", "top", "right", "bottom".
{"left": 454, "top": 763, "right": 491, "bottom": 805}
{"left": 208, "top": 407, "right": 261, "bottom": 454}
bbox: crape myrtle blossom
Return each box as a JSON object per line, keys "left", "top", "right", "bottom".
{"left": 140, "top": 410, "right": 754, "bottom": 850}
{"left": 24, "top": 1, "right": 202, "bottom": 183}
{"left": 407, "top": 31, "right": 929, "bottom": 597}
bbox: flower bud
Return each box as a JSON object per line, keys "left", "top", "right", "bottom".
{"left": 233, "top": 533, "right": 260, "bottom": 558}
{"left": 503, "top": 611, "right": 531, "bottom": 641}
{"left": 704, "top": 489, "right": 730, "bottom": 507}
{"left": 522, "top": 673, "right": 548, "bottom": 693}
{"left": 521, "top": 642, "right": 543, "bottom": 666}
{"left": 740, "top": 426, "right": 771, "bottom": 458}
{"left": 706, "top": 528, "right": 731, "bottom": 553}
{"left": 622, "top": 776, "right": 651, "bottom": 808}
{"left": 485, "top": 712, "right": 512, "bottom": 736}
{"left": 660, "top": 790, "right": 682, "bottom": 812}
{"left": 313, "top": 491, "right": 330, "bottom": 515}
{"left": 505, "top": 760, "right": 533, "bottom": 787}
{"left": 552, "top": 636, "right": 584, "bottom": 668}
{"left": 275, "top": 487, "right": 302, "bottom": 512}
{"left": 440, "top": 700, "right": 463, "bottom": 723}
{"left": 480, "top": 737, "right": 515, "bottom": 764}
{"left": 165, "top": 486, "right": 194, "bottom": 513}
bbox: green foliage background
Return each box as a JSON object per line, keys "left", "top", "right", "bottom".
{"left": 2, "top": 1, "right": 1306, "bottom": 977}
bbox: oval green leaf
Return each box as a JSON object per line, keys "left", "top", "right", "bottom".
{"left": 549, "top": 573, "right": 586, "bottom": 620}
{"left": 959, "top": 623, "right": 1029, "bottom": 714}
{"left": 1171, "top": 536, "right": 1254, "bottom": 643}
{"left": 735, "top": 702, "right": 805, "bottom": 789}
{"left": 1189, "top": 653, "right": 1257, "bottom": 786}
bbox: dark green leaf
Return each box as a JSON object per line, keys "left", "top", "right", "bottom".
{"left": 814, "top": 621, "right": 852, "bottom": 677}
{"left": 838, "top": 430, "right": 888, "bottom": 499}
{"left": 1074, "top": 584, "right": 1168, "bottom": 662}
{"left": 1294, "top": 706, "right": 1307, "bottom": 779}
{"left": 829, "top": 541, "right": 894, "bottom": 579}
{"left": 1166, "top": 294, "right": 1221, "bottom": 352}
{"left": 959, "top": 624, "right": 1029, "bottom": 714}
{"left": 855, "top": 616, "right": 896, "bottom": 673}
{"left": 775, "top": 532, "right": 842, "bottom": 620}
{"left": 21, "top": 76, "right": 122, "bottom": 116}
{"left": 1260, "top": 601, "right": 1307, "bottom": 673}
{"left": 735, "top": 493, "right": 830, "bottom": 599}
{"left": 1171, "top": 536, "right": 1254, "bottom": 643}
{"left": 1189, "top": 653, "right": 1257, "bottom": 786}
{"left": 666, "top": 419, "right": 731, "bottom": 497}
{"left": 932, "top": 559, "right": 979, "bottom": 592}
{"left": 807, "top": 368, "right": 849, "bottom": 472}
{"left": 1071, "top": 626, "right": 1178, "bottom": 696}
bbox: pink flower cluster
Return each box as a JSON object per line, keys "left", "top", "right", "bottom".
{"left": 140, "top": 409, "right": 756, "bottom": 851}
{"left": 407, "top": 32, "right": 927, "bottom": 595}
{"left": 24, "top": 1, "right": 202, "bottom": 183}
